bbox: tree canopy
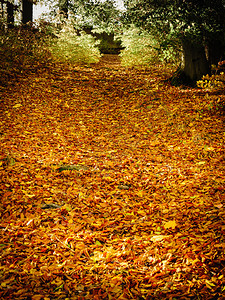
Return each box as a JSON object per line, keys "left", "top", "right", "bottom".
{"left": 124, "top": 0, "right": 225, "bottom": 44}
{"left": 43, "top": 0, "right": 122, "bottom": 32}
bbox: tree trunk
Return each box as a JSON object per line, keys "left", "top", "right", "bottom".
{"left": 181, "top": 40, "right": 210, "bottom": 82}
{"left": 207, "top": 39, "right": 225, "bottom": 65}
{"left": 22, "top": 0, "right": 33, "bottom": 24}
{"left": 7, "top": 2, "right": 14, "bottom": 28}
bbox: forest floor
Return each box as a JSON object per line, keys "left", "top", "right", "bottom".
{"left": 0, "top": 54, "right": 225, "bottom": 299}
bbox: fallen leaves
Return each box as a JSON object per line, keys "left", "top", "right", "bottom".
{"left": 0, "top": 55, "right": 224, "bottom": 299}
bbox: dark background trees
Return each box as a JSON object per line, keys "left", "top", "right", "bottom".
{"left": 6, "top": 1, "right": 14, "bottom": 28}
{"left": 22, "top": 0, "right": 33, "bottom": 24}
{"left": 51, "top": 0, "right": 123, "bottom": 53}
{"left": 0, "top": 1, "right": 17, "bottom": 28}
{"left": 0, "top": 0, "right": 34, "bottom": 27}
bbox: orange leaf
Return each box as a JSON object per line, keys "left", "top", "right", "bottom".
{"left": 164, "top": 220, "right": 177, "bottom": 229}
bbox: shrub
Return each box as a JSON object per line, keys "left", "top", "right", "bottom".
{"left": 118, "top": 26, "right": 158, "bottom": 67}
{"left": 0, "top": 26, "right": 50, "bottom": 65}
{"left": 49, "top": 22, "right": 101, "bottom": 64}
{"left": 118, "top": 25, "right": 180, "bottom": 67}
{"left": 0, "top": 25, "right": 51, "bottom": 86}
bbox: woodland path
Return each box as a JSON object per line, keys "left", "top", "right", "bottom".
{"left": 0, "top": 54, "right": 224, "bottom": 299}
{"left": 95, "top": 54, "right": 122, "bottom": 67}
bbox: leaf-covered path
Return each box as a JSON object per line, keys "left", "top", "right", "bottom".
{"left": 0, "top": 55, "right": 225, "bottom": 299}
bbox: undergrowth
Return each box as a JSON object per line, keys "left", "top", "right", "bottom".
{"left": 0, "top": 21, "right": 101, "bottom": 88}
{"left": 119, "top": 25, "right": 180, "bottom": 67}
{"left": 0, "top": 25, "right": 51, "bottom": 87}
{"left": 49, "top": 22, "right": 101, "bottom": 64}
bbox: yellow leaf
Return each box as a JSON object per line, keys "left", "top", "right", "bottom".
{"left": 1, "top": 277, "right": 15, "bottom": 287}
{"left": 191, "top": 258, "right": 199, "bottom": 265}
{"left": 150, "top": 235, "right": 167, "bottom": 242}
{"left": 151, "top": 140, "right": 160, "bottom": 146}
{"left": 137, "top": 210, "right": 146, "bottom": 216}
{"left": 13, "top": 103, "right": 22, "bottom": 108}
{"left": 164, "top": 220, "right": 177, "bottom": 229}
{"left": 205, "top": 146, "right": 214, "bottom": 151}
{"left": 205, "top": 280, "right": 216, "bottom": 288}
{"left": 26, "top": 193, "right": 35, "bottom": 198}
{"left": 197, "top": 161, "right": 206, "bottom": 165}
{"left": 118, "top": 294, "right": 128, "bottom": 300}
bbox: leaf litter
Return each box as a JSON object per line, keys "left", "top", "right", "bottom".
{"left": 0, "top": 55, "right": 224, "bottom": 299}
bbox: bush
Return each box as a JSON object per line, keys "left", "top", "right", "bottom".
{"left": 119, "top": 25, "right": 180, "bottom": 67}
{"left": 49, "top": 22, "right": 101, "bottom": 64}
{"left": 0, "top": 20, "right": 102, "bottom": 87}
{"left": 0, "top": 28, "right": 49, "bottom": 66}
{"left": 0, "top": 25, "right": 51, "bottom": 86}
{"left": 118, "top": 26, "right": 158, "bottom": 67}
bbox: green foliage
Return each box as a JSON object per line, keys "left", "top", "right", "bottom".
{"left": 49, "top": 22, "right": 101, "bottom": 64}
{"left": 98, "top": 38, "right": 122, "bottom": 54}
{"left": 119, "top": 25, "right": 180, "bottom": 67}
{"left": 44, "top": 0, "right": 122, "bottom": 34}
{"left": 83, "top": 0, "right": 121, "bottom": 33}
{"left": 124, "top": 0, "right": 225, "bottom": 43}
{"left": 119, "top": 26, "right": 158, "bottom": 66}
{"left": 91, "top": 31, "right": 122, "bottom": 54}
